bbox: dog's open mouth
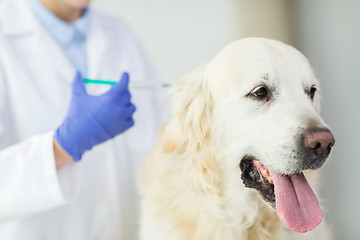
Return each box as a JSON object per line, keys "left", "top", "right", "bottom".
{"left": 240, "top": 157, "right": 275, "bottom": 206}
{"left": 240, "top": 156, "right": 323, "bottom": 233}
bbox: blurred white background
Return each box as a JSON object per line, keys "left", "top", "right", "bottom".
{"left": 1, "top": 0, "right": 359, "bottom": 239}
{"left": 291, "top": 1, "right": 360, "bottom": 239}
{"left": 93, "top": 0, "right": 242, "bottom": 83}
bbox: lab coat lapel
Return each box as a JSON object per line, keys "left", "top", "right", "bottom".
{"left": 85, "top": 12, "right": 118, "bottom": 95}
{"left": 87, "top": 13, "right": 105, "bottom": 78}
{"left": 1, "top": 0, "right": 75, "bottom": 86}
{"left": 32, "top": 27, "right": 75, "bottom": 85}
{"left": 86, "top": 12, "right": 114, "bottom": 81}
{"left": 0, "top": 0, "right": 34, "bottom": 36}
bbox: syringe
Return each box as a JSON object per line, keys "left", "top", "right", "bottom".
{"left": 83, "top": 78, "right": 171, "bottom": 89}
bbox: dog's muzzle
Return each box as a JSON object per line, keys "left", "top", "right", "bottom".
{"left": 239, "top": 127, "right": 335, "bottom": 233}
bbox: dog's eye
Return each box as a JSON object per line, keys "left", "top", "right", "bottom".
{"left": 309, "top": 86, "right": 317, "bottom": 101}
{"left": 250, "top": 86, "right": 271, "bottom": 101}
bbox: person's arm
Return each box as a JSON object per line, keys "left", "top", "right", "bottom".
{"left": 0, "top": 132, "right": 70, "bottom": 222}
{"left": 0, "top": 61, "right": 70, "bottom": 221}
{"left": 0, "top": 70, "right": 135, "bottom": 221}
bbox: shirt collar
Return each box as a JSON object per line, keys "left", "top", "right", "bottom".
{"left": 27, "top": 0, "right": 90, "bottom": 47}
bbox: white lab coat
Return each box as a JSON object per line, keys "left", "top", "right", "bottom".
{"left": 0, "top": 0, "right": 168, "bottom": 239}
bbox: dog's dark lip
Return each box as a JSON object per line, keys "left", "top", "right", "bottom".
{"left": 240, "top": 156, "right": 275, "bottom": 207}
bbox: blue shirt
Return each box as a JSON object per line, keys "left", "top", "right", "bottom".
{"left": 28, "top": 0, "right": 90, "bottom": 75}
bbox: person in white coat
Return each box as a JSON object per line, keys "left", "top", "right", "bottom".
{"left": 0, "top": 0, "right": 168, "bottom": 239}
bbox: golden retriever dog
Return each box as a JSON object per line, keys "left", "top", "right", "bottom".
{"left": 140, "top": 38, "right": 335, "bottom": 240}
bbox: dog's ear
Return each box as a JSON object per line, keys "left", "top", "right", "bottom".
{"left": 162, "top": 64, "right": 213, "bottom": 153}
{"left": 161, "top": 65, "right": 222, "bottom": 199}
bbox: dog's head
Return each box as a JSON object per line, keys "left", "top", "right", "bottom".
{"left": 163, "top": 38, "right": 334, "bottom": 233}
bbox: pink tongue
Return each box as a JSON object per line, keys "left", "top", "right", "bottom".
{"left": 269, "top": 171, "right": 323, "bottom": 233}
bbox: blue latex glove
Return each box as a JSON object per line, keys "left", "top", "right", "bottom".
{"left": 55, "top": 72, "right": 136, "bottom": 161}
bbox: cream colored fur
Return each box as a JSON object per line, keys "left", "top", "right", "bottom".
{"left": 139, "top": 38, "right": 332, "bottom": 240}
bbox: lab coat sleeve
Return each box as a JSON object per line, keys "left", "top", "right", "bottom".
{"left": 0, "top": 132, "right": 71, "bottom": 222}
{"left": 0, "top": 63, "right": 72, "bottom": 222}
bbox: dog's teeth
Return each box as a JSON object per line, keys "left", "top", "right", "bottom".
{"left": 268, "top": 177, "right": 273, "bottom": 183}
{"left": 262, "top": 169, "right": 269, "bottom": 176}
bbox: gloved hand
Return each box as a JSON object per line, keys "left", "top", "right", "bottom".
{"left": 54, "top": 72, "right": 136, "bottom": 161}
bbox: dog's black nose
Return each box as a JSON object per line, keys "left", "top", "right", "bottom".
{"left": 304, "top": 128, "right": 335, "bottom": 159}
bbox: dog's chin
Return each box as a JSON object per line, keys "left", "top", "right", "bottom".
{"left": 239, "top": 156, "right": 276, "bottom": 208}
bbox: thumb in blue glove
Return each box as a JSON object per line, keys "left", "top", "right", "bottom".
{"left": 55, "top": 72, "right": 136, "bottom": 161}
